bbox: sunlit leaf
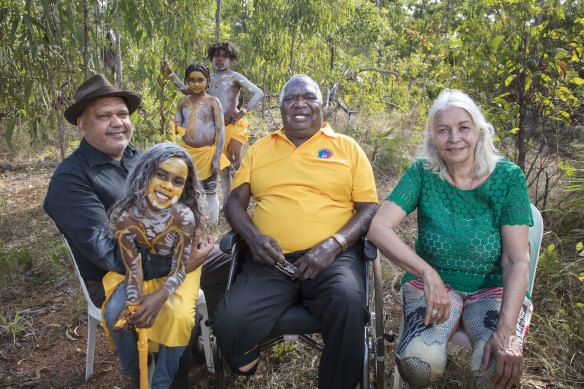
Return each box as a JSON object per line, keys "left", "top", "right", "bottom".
{"left": 491, "top": 35, "right": 505, "bottom": 53}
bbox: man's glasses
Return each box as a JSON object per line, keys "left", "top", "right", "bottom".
{"left": 274, "top": 261, "right": 297, "bottom": 277}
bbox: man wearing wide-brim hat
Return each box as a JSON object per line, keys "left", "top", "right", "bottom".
{"left": 44, "top": 74, "right": 230, "bottom": 387}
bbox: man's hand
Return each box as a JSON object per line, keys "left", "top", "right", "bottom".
{"left": 186, "top": 231, "right": 213, "bottom": 272}
{"left": 231, "top": 110, "right": 246, "bottom": 124}
{"left": 160, "top": 59, "right": 172, "bottom": 75}
{"left": 481, "top": 329, "right": 523, "bottom": 389}
{"left": 292, "top": 237, "right": 339, "bottom": 281}
{"left": 126, "top": 290, "right": 167, "bottom": 329}
{"left": 249, "top": 234, "right": 286, "bottom": 267}
{"left": 231, "top": 157, "right": 241, "bottom": 170}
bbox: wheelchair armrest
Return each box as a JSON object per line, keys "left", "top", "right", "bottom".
{"left": 363, "top": 236, "right": 377, "bottom": 261}
{"left": 219, "top": 231, "right": 240, "bottom": 254}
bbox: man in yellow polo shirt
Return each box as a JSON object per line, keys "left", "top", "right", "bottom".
{"left": 214, "top": 74, "right": 378, "bottom": 389}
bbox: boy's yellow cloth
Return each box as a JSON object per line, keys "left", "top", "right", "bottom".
{"left": 224, "top": 119, "right": 249, "bottom": 154}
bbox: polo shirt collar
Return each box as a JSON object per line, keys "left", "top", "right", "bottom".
{"left": 79, "top": 138, "right": 137, "bottom": 168}
{"left": 275, "top": 122, "right": 337, "bottom": 140}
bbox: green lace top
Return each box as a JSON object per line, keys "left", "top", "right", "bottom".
{"left": 388, "top": 158, "right": 533, "bottom": 293}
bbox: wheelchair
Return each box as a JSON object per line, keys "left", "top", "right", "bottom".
{"left": 214, "top": 231, "right": 392, "bottom": 389}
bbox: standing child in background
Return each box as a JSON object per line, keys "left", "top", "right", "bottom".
{"left": 173, "top": 62, "right": 230, "bottom": 227}
{"left": 161, "top": 41, "right": 264, "bottom": 200}
{"left": 102, "top": 142, "right": 213, "bottom": 388}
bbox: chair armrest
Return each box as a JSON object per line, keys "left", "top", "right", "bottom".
{"left": 219, "top": 231, "right": 240, "bottom": 254}
{"left": 363, "top": 237, "right": 378, "bottom": 261}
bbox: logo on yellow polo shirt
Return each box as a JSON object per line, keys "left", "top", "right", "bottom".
{"left": 317, "top": 149, "right": 333, "bottom": 159}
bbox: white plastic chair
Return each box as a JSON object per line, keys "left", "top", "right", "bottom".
{"left": 59, "top": 233, "right": 215, "bottom": 381}
{"left": 59, "top": 233, "right": 101, "bottom": 381}
{"left": 392, "top": 204, "right": 544, "bottom": 388}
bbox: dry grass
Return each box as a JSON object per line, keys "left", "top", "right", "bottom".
{"left": 0, "top": 114, "right": 582, "bottom": 388}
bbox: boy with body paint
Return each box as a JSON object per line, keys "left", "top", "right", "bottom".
{"left": 173, "top": 62, "right": 230, "bottom": 227}
{"left": 102, "top": 142, "right": 212, "bottom": 388}
{"left": 161, "top": 41, "right": 264, "bottom": 200}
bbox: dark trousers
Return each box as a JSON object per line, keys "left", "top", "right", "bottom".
{"left": 214, "top": 243, "right": 369, "bottom": 389}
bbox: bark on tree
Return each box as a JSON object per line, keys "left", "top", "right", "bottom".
{"left": 113, "top": 0, "right": 123, "bottom": 87}
{"left": 95, "top": 5, "right": 102, "bottom": 74}
{"left": 160, "top": 40, "right": 167, "bottom": 136}
{"left": 83, "top": 0, "right": 89, "bottom": 80}
{"left": 49, "top": 2, "right": 76, "bottom": 90}
{"left": 215, "top": 0, "right": 221, "bottom": 40}
{"left": 330, "top": 46, "right": 334, "bottom": 70}
{"left": 289, "top": 26, "right": 296, "bottom": 74}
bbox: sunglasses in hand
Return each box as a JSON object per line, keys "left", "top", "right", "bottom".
{"left": 274, "top": 261, "right": 297, "bottom": 277}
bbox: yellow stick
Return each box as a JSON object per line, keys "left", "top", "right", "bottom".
{"left": 136, "top": 328, "right": 148, "bottom": 389}
{"left": 116, "top": 306, "right": 148, "bottom": 389}
{"left": 170, "top": 121, "right": 176, "bottom": 143}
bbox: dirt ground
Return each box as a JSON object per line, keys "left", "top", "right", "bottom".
{"left": 0, "top": 166, "right": 561, "bottom": 388}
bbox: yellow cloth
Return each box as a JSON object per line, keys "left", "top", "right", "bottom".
{"left": 101, "top": 267, "right": 201, "bottom": 349}
{"left": 232, "top": 123, "right": 378, "bottom": 253}
{"left": 180, "top": 140, "right": 230, "bottom": 180}
{"left": 223, "top": 119, "right": 249, "bottom": 155}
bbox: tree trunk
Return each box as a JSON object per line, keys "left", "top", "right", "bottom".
{"left": 330, "top": 45, "right": 334, "bottom": 70}
{"left": 83, "top": 0, "right": 89, "bottom": 79}
{"left": 242, "top": 0, "right": 247, "bottom": 33}
{"left": 95, "top": 5, "right": 102, "bottom": 73}
{"left": 113, "top": 0, "right": 123, "bottom": 87}
{"left": 215, "top": 0, "right": 221, "bottom": 40}
{"left": 49, "top": 1, "right": 76, "bottom": 89}
{"left": 160, "top": 40, "right": 167, "bottom": 136}
{"left": 289, "top": 26, "right": 296, "bottom": 74}
{"left": 46, "top": 14, "right": 66, "bottom": 161}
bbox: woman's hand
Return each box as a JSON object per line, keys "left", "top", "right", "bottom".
{"left": 126, "top": 289, "right": 167, "bottom": 329}
{"left": 422, "top": 268, "right": 451, "bottom": 326}
{"left": 481, "top": 329, "right": 523, "bottom": 389}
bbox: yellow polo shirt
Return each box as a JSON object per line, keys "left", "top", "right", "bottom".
{"left": 232, "top": 123, "right": 378, "bottom": 253}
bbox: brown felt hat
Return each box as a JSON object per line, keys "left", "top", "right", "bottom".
{"left": 64, "top": 74, "right": 141, "bottom": 125}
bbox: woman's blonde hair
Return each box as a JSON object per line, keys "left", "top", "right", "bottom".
{"left": 421, "top": 88, "right": 500, "bottom": 180}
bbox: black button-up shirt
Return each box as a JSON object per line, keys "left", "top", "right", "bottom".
{"left": 44, "top": 139, "right": 171, "bottom": 281}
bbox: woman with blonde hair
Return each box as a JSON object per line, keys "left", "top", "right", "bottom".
{"left": 368, "top": 89, "right": 533, "bottom": 388}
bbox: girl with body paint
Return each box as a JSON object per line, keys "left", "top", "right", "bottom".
{"left": 173, "top": 62, "right": 230, "bottom": 227}
{"left": 102, "top": 142, "right": 209, "bottom": 387}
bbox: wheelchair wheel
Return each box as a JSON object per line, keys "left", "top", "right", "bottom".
{"left": 372, "top": 253, "right": 385, "bottom": 389}
{"left": 364, "top": 253, "right": 386, "bottom": 389}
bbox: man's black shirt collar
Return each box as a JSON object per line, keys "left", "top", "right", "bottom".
{"left": 79, "top": 138, "right": 138, "bottom": 168}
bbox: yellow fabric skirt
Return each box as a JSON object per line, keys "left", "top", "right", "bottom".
{"left": 101, "top": 267, "right": 201, "bottom": 350}
{"left": 179, "top": 141, "right": 230, "bottom": 180}
{"left": 223, "top": 119, "right": 249, "bottom": 155}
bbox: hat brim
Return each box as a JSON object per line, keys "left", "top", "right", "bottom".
{"left": 64, "top": 90, "right": 142, "bottom": 125}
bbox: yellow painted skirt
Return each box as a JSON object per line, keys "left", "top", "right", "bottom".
{"left": 101, "top": 267, "right": 201, "bottom": 350}
{"left": 223, "top": 119, "right": 249, "bottom": 155}
{"left": 179, "top": 141, "right": 230, "bottom": 181}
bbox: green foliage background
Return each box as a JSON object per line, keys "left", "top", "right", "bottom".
{"left": 1, "top": 0, "right": 584, "bottom": 384}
